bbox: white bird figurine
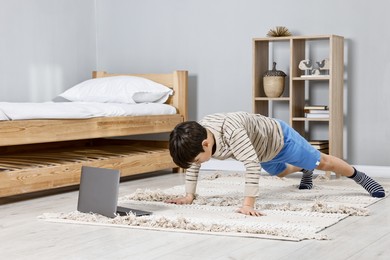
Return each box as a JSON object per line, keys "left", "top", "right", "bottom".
{"left": 316, "top": 58, "right": 329, "bottom": 70}
{"left": 298, "top": 59, "right": 312, "bottom": 70}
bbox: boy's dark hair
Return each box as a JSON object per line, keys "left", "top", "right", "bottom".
{"left": 169, "top": 121, "right": 207, "bottom": 169}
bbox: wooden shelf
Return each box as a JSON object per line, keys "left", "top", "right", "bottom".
{"left": 292, "top": 117, "right": 330, "bottom": 122}
{"left": 292, "top": 76, "right": 330, "bottom": 81}
{"left": 252, "top": 35, "right": 344, "bottom": 159}
{"left": 254, "top": 97, "right": 290, "bottom": 101}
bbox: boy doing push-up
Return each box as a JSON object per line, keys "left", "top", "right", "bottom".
{"left": 167, "top": 112, "right": 385, "bottom": 216}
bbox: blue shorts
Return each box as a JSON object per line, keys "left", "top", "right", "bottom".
{"left": 261, "top": 120, "right": 321, "bottom": 175}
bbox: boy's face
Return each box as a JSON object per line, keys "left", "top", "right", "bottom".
{"left": 193, "top": 139, "right": 213, "bottom": 165}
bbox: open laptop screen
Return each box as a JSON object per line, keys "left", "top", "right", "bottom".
{"left": 77, "top": 166, "right": 152, "bottom": 217}
{"left": 77, "top": 166, "right": 120, "bottom": 218}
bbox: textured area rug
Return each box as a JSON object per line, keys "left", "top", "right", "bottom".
{"left": 40, "top": 171, "right": 388, "bottom": 241}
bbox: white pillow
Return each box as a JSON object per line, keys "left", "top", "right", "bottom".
{"left": 58, "top": 76, "right": 173, "bottom": 104}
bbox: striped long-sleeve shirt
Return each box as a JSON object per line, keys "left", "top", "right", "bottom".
{"left": 185, "top": 112, "right": 284, "bottom": 197}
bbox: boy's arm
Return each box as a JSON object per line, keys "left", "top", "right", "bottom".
{"left": 230, "top": 128, "right": 265, "bottom": 216}
{"left": 165, "top": 163, "right": 200, "bottom": 205}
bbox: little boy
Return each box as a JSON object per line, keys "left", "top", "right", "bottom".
{"left": 167, "top": 111, "right": 385, "bottom": 216}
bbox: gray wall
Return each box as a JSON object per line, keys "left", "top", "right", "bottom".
{"left": 96, "top": 0, "right": 390, "bottom": 166}
{"left": 0, "top": 0, "right": 389, "bottom": 166}
{"left": 0, "top": 0, "right": 96, "bottom": 102}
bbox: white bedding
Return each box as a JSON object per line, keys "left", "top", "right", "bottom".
{"left": 0, "top": 102, "right": 177, "bottom": 121}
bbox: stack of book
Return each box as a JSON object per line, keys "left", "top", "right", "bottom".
{"left": 309, "top": 140, "right": 329, "bottom": 154}
{"left": 304, "top": 105, "right": 329, "bottom": 118}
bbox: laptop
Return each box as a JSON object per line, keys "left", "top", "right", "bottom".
{"left": 77, "top": 166, "right": 151, "bottom": 218}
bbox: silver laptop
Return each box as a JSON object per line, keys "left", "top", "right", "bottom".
{"left": 77, "top": 166, "right": 151, "bottom": 218}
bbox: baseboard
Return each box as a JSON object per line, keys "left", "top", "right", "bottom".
{"left": 201, "top": 159, "right": 390, "bottom": 178}
{"left": 353, "top": 165, "right": 390, "bottom": 178}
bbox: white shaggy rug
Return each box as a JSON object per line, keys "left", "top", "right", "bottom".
{"left": 40, "top": 171, "right": 388, "bottom": 241}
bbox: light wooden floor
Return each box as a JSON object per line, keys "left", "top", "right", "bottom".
{"left": 1, "top": 170, "right": 389, "bottom": 260}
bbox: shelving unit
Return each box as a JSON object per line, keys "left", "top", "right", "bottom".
{"left": 252, "top": 35, "right": 344, "bottom": 162}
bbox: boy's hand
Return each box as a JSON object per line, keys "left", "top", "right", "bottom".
{"left": 236, "top": 206, "right": 265, "bottom": 217}
{"left": 237, "top": 196, "right": 265, "bottom": 216}
{"left": 165, "top": 193, "right": 195, "bottom": 205}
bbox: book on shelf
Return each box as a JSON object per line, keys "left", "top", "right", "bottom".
{"left": 309, "top": 140, "right": 328, "bottom": 145}
{"left": 313, "top": 144, "right": 329, "bottom": 149}
{"left": 309, "top": 140, "right": 329, "bottom": 150}
{"left": 305, "top": 113, "right": 329, "bottom": 118}
{"left": 304, "top": 109, "right": 329, "bottom": 114}
{"left": 304, "top": 105, "right": 328, "bottom": 110}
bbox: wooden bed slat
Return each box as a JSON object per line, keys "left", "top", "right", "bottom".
{"left": 0, "top": 142, "right": 175, "bottom": 197}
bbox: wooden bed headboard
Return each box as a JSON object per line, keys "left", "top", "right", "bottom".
{"left": 92, "top": 70, "right": 188, "bottom": 121}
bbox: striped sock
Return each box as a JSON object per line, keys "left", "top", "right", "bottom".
{"left": 299, "top": 169, "right": 313, "bottom": 190}
{"left": 349, "top": 168, "right": 385, "bottom": 198}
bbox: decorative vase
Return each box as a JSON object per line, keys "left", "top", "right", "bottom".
{"left": 263, "top": 62, "right": 287, "bottom": 98}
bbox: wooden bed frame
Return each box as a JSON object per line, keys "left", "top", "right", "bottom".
{"left": 0, "top": 70, "right": 188, "bottom": 198}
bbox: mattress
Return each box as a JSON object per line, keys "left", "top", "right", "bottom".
{"left": 0, "top": 102, "right": 177, "bottom": 121}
